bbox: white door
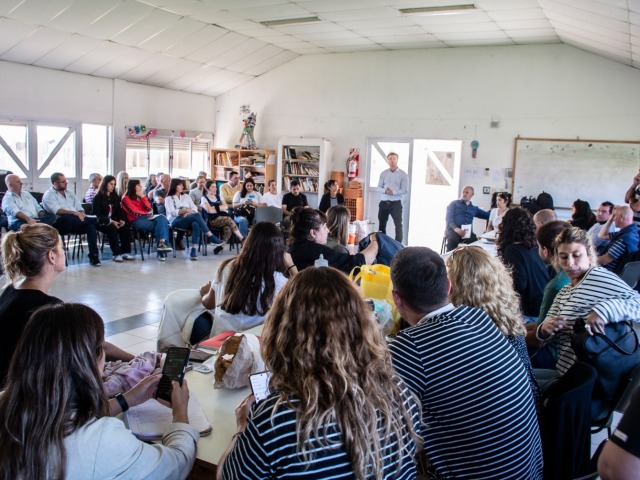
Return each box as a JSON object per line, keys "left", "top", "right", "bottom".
{"left": 365, "top": 138, "right": 461, "bottom": 251}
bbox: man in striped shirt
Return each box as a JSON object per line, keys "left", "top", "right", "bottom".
{"left": 388, "top": 247, "right": 543, "bottom": 479}
{"left": 597, "top": 205, "right": 638, "bottom": 272}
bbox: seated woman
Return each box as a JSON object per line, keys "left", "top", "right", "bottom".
{"left": 143, "top": 173, "right": 157, "bottom": 197}
{"left": 289, "top": 208, "right": 378, "bottom": 273}
{"left": 488, "top": 192, "right": 511, "bottom": 231}
{"left": 217, "top": 267, "right": 422, "bottom": 479}
{"left": 121, "top": 179, "right": 173, "bottom": 260}
{"left": 447, "top": 245, "right": 540, "bottom": 409}
{"left": 200, "top": 180, "right": 243, "bottom": 245}
{"left": 318, "top": 179, "right": 345, "bottom": 213}
{"left": 92, "top": 174, "right": 134, "bottom": 262}
{"left": 165, "top": 178, "right": 224, "bottom": 260}
{"left": 0, "top": 303, "right": 198, "bottom": 479}
{"left": 0, "top": 224, "right": 134, "bottom": 387}
{"left": 536, "top": 227, "right": 640, "bottom": 385}
{"left": 497, "top": 207, "right": 549, "bottom": 323}
{"left": 232, "top": 178, "right": 266, "bottom": 223}
{"left": 570, "top": 199, "right": 597, "bottom": 231}
{"left": 326, "top": 204, "right": 350, "bottom": 254}
{"left": 201, "top": 221, "right": 295, "bottom": 335}
{"left": 115, "top": 170, "right": 129, "bottom": 198}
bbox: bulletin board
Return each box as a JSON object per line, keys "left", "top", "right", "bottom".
{"left": 512, "top": 137, "right": 640, "bottom": 209}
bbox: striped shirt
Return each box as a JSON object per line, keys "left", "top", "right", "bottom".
{"left": 538, "top": 266, "right": 640, "bottom": 375}
{"left": 389, "top": 305, "right": 543, "bottom": 480}
{"left": 222, "top": 385, "right": 422, "bottom": 479}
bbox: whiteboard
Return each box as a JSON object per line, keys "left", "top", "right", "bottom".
{"left": 512, "top": 138, "right": 640, "bottom": 209}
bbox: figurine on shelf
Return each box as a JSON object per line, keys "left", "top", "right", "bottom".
{"left": 237, "top": 112, "right": 257, "bottom": 150}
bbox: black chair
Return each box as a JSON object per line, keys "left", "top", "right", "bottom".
{"left": 592, "top": 362, "right": 640, "bottom": 436}
{"left": 540, "top": 361, "right": 597, "bottom": 480}
{"left": 620, "top": 261, "right": 640, "bottom": 290}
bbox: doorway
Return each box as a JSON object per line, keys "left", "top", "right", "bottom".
{"left": 365, "top": 138, "right": 462, "bottom": 251}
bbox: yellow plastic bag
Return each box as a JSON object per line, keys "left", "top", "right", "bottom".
{"left": 349, "top": 265, "right": 401, "bottom": 333}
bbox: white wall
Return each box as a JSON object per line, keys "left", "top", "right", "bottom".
{"left": 0, "top": 61, "right": 216, "bottom": 173}
{"left": 214, "top": 44, "right": 640, "bottom": 212}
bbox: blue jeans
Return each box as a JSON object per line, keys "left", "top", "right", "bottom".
{"left": 132, "top": 215, "right": 170, "bottom": 245}
{"left": 171, "top": 213, "right": 221, "bottom": 244}
{"left": 234, "top": 215, "right": 249, "bottom": 237}
{"left": 9, "top": 212, "right": 56, "bottom": 231}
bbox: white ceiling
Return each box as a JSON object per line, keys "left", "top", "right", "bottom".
{"left": 0, "top": 0, "right": 638, "bottom": 97}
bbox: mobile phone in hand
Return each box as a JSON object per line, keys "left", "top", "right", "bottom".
{"left": 249, "top": 372, "right": 272, "bottom": 403}
{"left": 156, "top": 347, "right": 191, "bottom": 403}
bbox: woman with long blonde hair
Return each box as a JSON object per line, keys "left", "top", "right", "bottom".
{"left": 217, "top": 267, "right": 422, "bottom": 479}
{"left": 326, "top": 204, "right": 350, "bottom": 254}
{"left": 115, "top": 171, "right": 129, "bottom": 198}
{"left": 447, "top": 245, "right": 540, "bottom": 407}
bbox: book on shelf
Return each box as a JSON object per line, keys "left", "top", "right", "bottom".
{"left": 282, "top": 177, "right": 319, "bottom": 193}
{"left": 124, "top": 394, "right": 212, "bottom": 441}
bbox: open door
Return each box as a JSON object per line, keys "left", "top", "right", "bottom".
{"left": 365, "top": 138, "right": 461, "bottom": 251}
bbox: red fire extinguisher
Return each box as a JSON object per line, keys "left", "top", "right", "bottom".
{"left": 347, "top": 148, "right": 359, "bottom": 182}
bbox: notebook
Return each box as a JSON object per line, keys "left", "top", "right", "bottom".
{"left": 197, "top": 331, "right": 236, "bottom": 351}
{"left": 124, "top": 393, "right": 212, "bottom": 441}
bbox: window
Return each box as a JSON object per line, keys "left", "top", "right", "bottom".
{"left": 125, "top": 133, "right": 211, "bottom": 178}
{"left": 37, "top": 125, "right": 76, "bottom": 179}
{"left": 0, "top": 124, "right": 28, "bottom": 175}
{"left": 82, "top": 124, "right": 111, "bottom": 178}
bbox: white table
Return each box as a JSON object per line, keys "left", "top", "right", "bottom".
{"left": 441, "top": 238, "right": 497, "bottom": 259}
{"left": 187, "top": 325, "right": 262, "bottom": 468}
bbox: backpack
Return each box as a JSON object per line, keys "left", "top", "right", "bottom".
{"left": 520, "top": 196, "right": 541, "bottom": 215}
{"left": 537, "top": 191, "right": 554, "bottom": 210}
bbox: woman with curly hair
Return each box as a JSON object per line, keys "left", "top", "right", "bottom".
{"left": 447, "top": 245, "right": 540, "bottom": 408}
{"left": 497, "top": 207, "right": 549, "bottom": 323}
{"left": 217, "top": 267, "right": 422, "bottom": 479}
{"left": 570, "top": 199, "right": 597, "bottom": 231}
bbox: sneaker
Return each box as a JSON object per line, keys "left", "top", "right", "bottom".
{"left": 214, "top": 245, "right": 224, "bottom": 255}
{"left": 89, "top": 255, "right": 102, "bottom": 267}
{"left": 122, "top": 254, "right": 135, "bottom": 261}
{"left": 209, "top": 236, "right": 223, "bottom": 245}
{"left": 175, "top": 240, "right": 185, "bottom": 251}
{"left": 157, "top": 253, "right": 166, "bottom": 262}
{"left": 190, "top": 248, "right": 198, "bottom": 261}
{"left": 157, "top": 241, "right": 173, "bottom": 252}
{"left": 113, "top": 255, "right": 123, "bottom": 263}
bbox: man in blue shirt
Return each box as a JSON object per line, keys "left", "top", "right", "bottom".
{"left": 597, "top": 205, "right": 639, "bottom": 272}
{"left": 43, "top": 172, "right": 101, "bottom": 266}
{"left": 377, "top": 152, "right": 408, "bottom": 243}
{"left": 2, "top": 174, "right": 56, "bottom": 231}
{"left": 445, "top": 185, "right": 490, "bottom": 251}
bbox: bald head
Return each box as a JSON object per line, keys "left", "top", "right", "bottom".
{"left": 533, "top": 209, "right": 557, "bottom": 228}
{"left": 614, "top": 205, "right": 634, "bottom": 229}
{"left": 5, "top": 174, "right": 22, "bottom": 194}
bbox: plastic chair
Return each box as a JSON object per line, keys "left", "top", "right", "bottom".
{"left": 620, "top": 261, "right": 640, "bottom": 289}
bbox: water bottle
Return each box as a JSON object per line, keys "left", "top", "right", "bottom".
{"left": 314, "top": 254, "right": 329, "bottom": 267}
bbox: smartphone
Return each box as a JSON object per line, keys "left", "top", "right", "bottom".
{"left": 249, "top": 371, "right": 272, "bottom": 403}
{"left": 156, "top": 347, "right": 191, "bottom": 403}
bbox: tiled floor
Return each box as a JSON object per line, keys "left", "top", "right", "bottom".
{"left": 49, "top": 243, "right": 230, "bottom": 356}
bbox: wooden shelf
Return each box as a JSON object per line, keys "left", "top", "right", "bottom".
{"left": 211, "top": 147, "right": 276, "bottom": 194}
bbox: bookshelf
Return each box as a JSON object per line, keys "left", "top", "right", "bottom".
{"left": 210, "top": 148, "right": 276, "bottom": 194}
{"left": 277, "top": 137, "right": 331, "bottom": 209}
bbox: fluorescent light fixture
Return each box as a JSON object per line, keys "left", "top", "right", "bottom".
{"left": 260, "top": 16, "right": 322, "bottom": 27}
{"left": 399, "top": 4, "right": 477, "bottom": 16}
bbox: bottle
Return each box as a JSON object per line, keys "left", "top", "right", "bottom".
{"left": 314, "top": 254, "right": 329, "bottom": 267}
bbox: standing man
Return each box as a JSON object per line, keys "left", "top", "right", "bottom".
{"left": 220, "top": 171, "right": 248, "bottom": 237}
{"left": 445, "top": 186, "right": 490, "bottom": 251}
{"left": 42, "top": 172, "right": 101, "bottom": 266}
{"left": 2, "top": 174, "right": 56, "bottom": 230}
{"left": 84, "top": 173, "right": 102, "bottom": 204}
{"left": 377, "top": 152, "right": 408, "bottom": 243}
{"left": 388, "top": 247, "right": 543, "bottom": 479}
{"left": 262, "top": 179, "right": 282, "bottom": 208}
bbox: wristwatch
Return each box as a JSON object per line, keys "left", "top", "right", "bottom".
{"left": 114, "top": 393, "right": 129, "bottom": 413}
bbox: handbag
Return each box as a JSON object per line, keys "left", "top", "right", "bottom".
{"left": 235, "top": 204, "right": 256, "bottom": 222}
{"left": 571, "top": 319, "right": 640, "bottom": 421}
